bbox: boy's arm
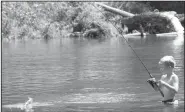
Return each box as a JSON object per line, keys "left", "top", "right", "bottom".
{"left": 159, "top": 75, "right": 179, "bottom": 93}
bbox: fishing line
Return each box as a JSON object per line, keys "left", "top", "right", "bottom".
{"left": 91, "top": 3, "right": 151, "bottom": 76}
{"left": 91, "top": 3, "right": 164, "bottom": 97}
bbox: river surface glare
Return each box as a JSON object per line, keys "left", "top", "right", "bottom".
{"left": 2, "top": 36, "right": 184, "bottom": 112}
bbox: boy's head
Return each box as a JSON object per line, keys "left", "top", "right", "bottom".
{"left": 158, "top": 56, "right": 176, "bottom": 74}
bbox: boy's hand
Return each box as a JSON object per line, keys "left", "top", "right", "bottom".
{"left": 147, "top": 78, "right": 156, "bottom": 83}
{"left": 147, "top": 78, "right": 159, "bottom": 91}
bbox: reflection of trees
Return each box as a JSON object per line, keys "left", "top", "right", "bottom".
{"left": 72, "top": 39, "right": 84, "bottom": 80}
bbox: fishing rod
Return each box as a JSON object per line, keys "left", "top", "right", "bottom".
{"left": 91, "top": 3, "right": 164, "bottom": 97}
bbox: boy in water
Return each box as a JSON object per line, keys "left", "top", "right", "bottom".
{"left": 147, "top": 56, "right": 179, "bottom": 104}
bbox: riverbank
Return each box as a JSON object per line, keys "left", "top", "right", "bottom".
{"left": 2, "top": 2, "right": 184, "bottom": 40}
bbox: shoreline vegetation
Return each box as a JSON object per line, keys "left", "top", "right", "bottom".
{"left": 2, "top": 2, "right": 184, "bottom": 40}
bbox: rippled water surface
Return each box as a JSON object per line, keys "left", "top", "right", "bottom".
{"left": 2, "top": 36, "right": 184, "bottom": 112}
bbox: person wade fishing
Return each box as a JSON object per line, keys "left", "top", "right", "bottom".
{"left": 92, "top": 3, "right": 179, "bottom": 105}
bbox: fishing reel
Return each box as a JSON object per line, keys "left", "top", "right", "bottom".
{"left": 147, "top": 78, "right": 158, "bottom": 89}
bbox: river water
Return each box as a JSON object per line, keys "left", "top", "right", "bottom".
{"left": 2, "top": 35, "right": 184, "bottom": 112}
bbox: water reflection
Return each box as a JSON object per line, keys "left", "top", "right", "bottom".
{"left": 163, "top": 104, "right": 179, "bottom": 112}
{"left": 64, "top": 92, "right": 136, "bottom": 104}
{"left": 173, "top": 35, "right": 184, "bottom": 46}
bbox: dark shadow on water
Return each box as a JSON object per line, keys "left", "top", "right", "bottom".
{"left": 123, "top": 35, "right": 180, "bottom": 48}
{"left": 43, "top": 37, "right": 50, "bottom": 44}
{"left": 88, "top": 37, "right": 107, "bottom": 43}
{"left": 70, "top": 37, "right": 107, "bottom": 47}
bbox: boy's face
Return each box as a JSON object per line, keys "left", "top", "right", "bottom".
{"left": 159, "top": 63, "right": 170, "bottom": 74}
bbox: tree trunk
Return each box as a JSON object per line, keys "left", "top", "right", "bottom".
{"left": 96, "top": 3, "right": 135, "bottom": 17}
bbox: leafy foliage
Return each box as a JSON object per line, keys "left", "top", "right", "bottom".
{"left": 2, "top": 2, "right": 121, "bottom": 39}
{"left": 2, "top": 2, "right": 184, "bottom": 40}
{"left": 122, "top": 13, "right": 176, "bottom": 34}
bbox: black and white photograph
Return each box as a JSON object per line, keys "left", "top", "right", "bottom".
{"left": 1, "top": 1, "right": 184, "bottom": 112}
